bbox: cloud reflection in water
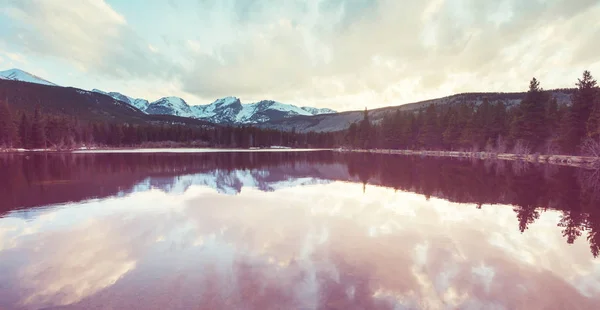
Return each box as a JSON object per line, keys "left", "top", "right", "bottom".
{"left": 0, "top": 180, "right": 599, "bottom": 309}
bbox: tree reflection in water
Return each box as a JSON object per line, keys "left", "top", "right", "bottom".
{"left": 1, "top": 151, "right": 599, "bottom": 258}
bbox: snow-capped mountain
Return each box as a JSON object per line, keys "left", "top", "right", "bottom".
{"left": 0, "top": 67, "right": 338, "bottom": 125}
{"left": 189, "top": 97, "right": 331, "bottom": 124}
{"left": 108, "top": 93, "right": 338, "bottom": 124}
{"left": 92, "top": 89, "right": 149, "bottom": 111}
{"left": 0, "top": 68, "right": 57, "bottom": 86}
{"left": 239, "top": 100, "right": 314, "bottom": 123}
{"left": 145, "top": 96, "right": 195, "bottom": 118}
{"left": 192, "top": 96, "right": 244, "bottom": 123}
{"left": 87, "top": 87, "right": 338, "bottom": 124}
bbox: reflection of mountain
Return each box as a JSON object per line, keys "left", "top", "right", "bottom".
{"left": 0, "top": 152, "right": 348, "bottom": 211}
{"left": 135, "top": 168, "right": 340, "bottom": 195}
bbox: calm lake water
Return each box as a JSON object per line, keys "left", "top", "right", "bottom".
{"left": 1, "top": 151, "right": 599, "bottom": 309}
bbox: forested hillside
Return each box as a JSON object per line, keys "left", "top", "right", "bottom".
{"left": 345, "top": 71, "right": 600, "bottom": 156}
{"left": 0, "top": 80, "right": 338, "bottom": 149}
{"left": 259, "top": 89, "right": 575, "bottom": 133}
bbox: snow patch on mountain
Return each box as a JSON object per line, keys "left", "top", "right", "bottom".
{"left": 146, "top": 96, "right": 194, "bottom": 117}
{"left": 0, "top": 69, "right": 57, "bottom": 86}
{"left": 192, "top": 96, "right": 243, "bottom": 123}
{"left": 257, "top": 100, "right": 311, "bottom": 115}
{"left": 301, "top": 106, "right": 337, "bottom": 115}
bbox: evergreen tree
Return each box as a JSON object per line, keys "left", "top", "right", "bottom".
{"left": 490, "top": 101, "right": 508, "bottom": 141}
{"left": 582, "top": 72, "right": 600, "bottom": 140}
{"left": 510, "top": 77, "right": 548, "bottom": 150}
{"left": 358, "top": 108, "right": 372, "bottom": 149}
{"left": 30, "top": 106, "right": 47, "bottom": 149}
{"left": 545, "top": 97, "right": 559, "bottom": 135}
{"left": 19, "top": 113, "right": 31, "bottom": 149}
{"left": 442, "top": 106, "right": 462, "bottom": 149}
{"left": 558, "top": 107, "right": 577, "bottom": 153}
{"left": 572, "top": 71, "right": 598, "bottom": 149}
{"left": 418, "top": 104, "right": 440, "bottom": 148}
{"left": 0, "top": 99, "right": 18, "bottom": 148}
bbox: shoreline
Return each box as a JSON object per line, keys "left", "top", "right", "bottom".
{"left": 338, "top": 149, "right": 600, "bottom": 168}
{"left": 0, "top": 147, "right": 335, "bottom": 154}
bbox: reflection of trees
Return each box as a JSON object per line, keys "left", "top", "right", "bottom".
{"left": 340, "top": 153, "right": 600, "bottom": 258}
{"left": 3, "top": 151, "right": 600, "bottom": 258}
{"left": 558, "top": 211, "right": 587, "bottom": 244}
{"left": 514, "top": 205, "right": 540, "bottom": 233}
{"left": 0, "top": 151, "right": 335, "bottom": 213}
{"left": 588, "top": 227, "right": 600, "bottom": 258}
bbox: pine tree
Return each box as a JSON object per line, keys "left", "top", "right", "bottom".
{"left": 358, "top": 108, "right": 372, "bottom": 149}
{"left": 30, "top": 106, "right": 47, "bottom": 149}
{"left": 559, "top": 107, "right": 577, "bottom": 153}
{"left": 442, "top": 106, "right": 461, "bottom": 149}
{"left": 0, "top": 99, "right": 18, "bottom": 148}
{"left": 490, "top": 101, "right": 508, "bottom": 141}
{"left": 582, "top": 72, "right": 600, "bottom": 140}
{"left": 546, "top": 97, "right": 559, "bottom": 135}
{"left": 572, "top": 71, "right": 598, "bottom": 149}
{"left": 418, "top": 104, "right": 440, "bottom": 149}
{"left": 19, "top": 113, "right": 31, "bottom": 149}
{"left": 510, "top": 77, "right": 548, "bottom": 150}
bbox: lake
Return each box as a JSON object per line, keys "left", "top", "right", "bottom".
{"left": 1, "top": 150, "right": 599, "bottom": 309}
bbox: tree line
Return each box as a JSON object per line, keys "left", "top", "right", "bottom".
{"left": 0, "top": 103, "right": 337, "bottom": 149}
{"left": 346, "top": 71, "right": 600, "bottom": 155}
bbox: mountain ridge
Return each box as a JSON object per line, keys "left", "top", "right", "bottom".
{"left": 2, "top": 68, "right": 337, "bottom": 126}
{"left": 91, "top": 88, "right": 338, "bottom": 124}
{"left": 0, "top": 68, "right": 57, "bottom": 86}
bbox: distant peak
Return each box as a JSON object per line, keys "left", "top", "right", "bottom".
{"left": 164, "top": 96, "right": 184, "bottom": 100}
{"left": 0, "top": 68, "right": 57, "bottom": 86}
{"left": 151, "top": 96, "right": 190, "bottom": 108}
{"left": 211, "top": 96, "right": 241, "bottom": 106}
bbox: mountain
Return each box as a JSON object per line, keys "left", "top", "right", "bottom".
{"left": 92, "top": 89, "right": 149, "bottom": 111}
{"left": 141, "top": 95, "right": 337, "bottom": 124}
{"left": 146, "top": 96, "right": 195, "bottom": 117}
{"left": 192, "top": 96, "right": 243, "bottom": 123}
{"left": 0, "top": 78, "right": 213, "bottom": 127}
{"left": 258, "top": 89, "right": 576, "bottom": 132}
{"left": 0, "top": 68, "right": 57, "bottom": 86}
{"left": 89, "top": 88, "right": 336, "bottom": 124}
{"left": 0, "top": 68, "right": 338, "bottom": 126}
{"left": 190, "top": 98, "right": 323, "bottom": 124}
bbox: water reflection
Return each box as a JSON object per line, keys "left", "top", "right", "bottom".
{"left": 0, "top": 152, "right": 600, "bottom": 309}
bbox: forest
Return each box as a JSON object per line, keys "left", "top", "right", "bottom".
{"left": 0, "top": 103, "right": 337, "bottom": 149}
{"left": 346, "top": 71, "right": 600, "bottom": 156}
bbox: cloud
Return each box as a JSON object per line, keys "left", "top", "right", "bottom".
{"left": 175, "top": 0, "right": 600, "bottom": 109}
{"left": 1, "top": 0, "right": 599, "bottom": 110}
{"left": 0, "top": 0, "right": 179, "bottom": 79}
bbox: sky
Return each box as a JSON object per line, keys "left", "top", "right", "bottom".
{"left": 0, "top": 0, "right": 599, "bottom": 112}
